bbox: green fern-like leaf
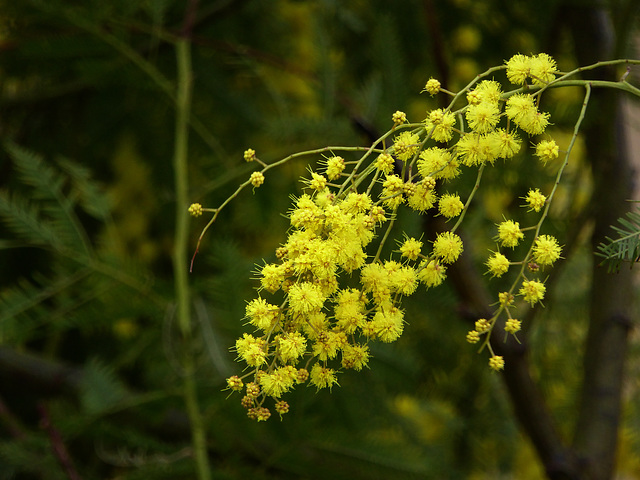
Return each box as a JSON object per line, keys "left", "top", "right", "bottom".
{"left": 0, "top": 192, "right": 62, "bottom": 249}
{"left": 4, "top": 142, "right": 91, "bottom": 253}
{"left": 595, "top": 208, "right": 640, "bottom": 272}
{"left": 57, "top": 157, "right": 111, "bottom": 220}
{"left": 80, "top": 357, "right": 128, "bottom": 415}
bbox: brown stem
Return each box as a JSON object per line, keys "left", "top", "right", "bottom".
{"left": 39, "top": 402, "right": 82, "bottom": 480}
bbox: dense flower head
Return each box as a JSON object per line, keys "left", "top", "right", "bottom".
{"left": 505, "top": 318, "right": 521, "bottom": 334}
{"left": 425, "top": 109, "right": 457, "bottom": 143}
{"left": 472, "top": 80, "right": 503, "bottom": 104}
{"left": 489, "top": 355, "right": 505, "bottom": 371}
{"left": 524, "top": 188, "right": 547, "bottom": 212}
{"left": 457, "top": 132, "right": 501, "bottom": 166}
{"left": 493, "top": 128, "right": 521, "bottom": 159}
{"left": 529, "top": 53, "right": 558, "bottom": 86}
{"left": 433, "top": 231, "right": 463, "bottom": 264}
{"left": 244, "top": 148, "right": 256, "bottom": 162}
{"left": 250, "top": 171, "right": 265, "bottom": 187}
{"left": 438, "top": 193, "right": 464, "bottom": 218}
{"left": 519, "top": 279, "right": 546, "bottom": 305}
{"left": 325, "top": 156, "right": 345, "bottom": 180}
{"left": 532, "top": 234, "right": 562, "bottom": 266}
{"left": 466, "top": 101, "right": 501, "bottom": 133}
{"left": 381, "top": 174, "right": 405, "bottom": 209}
{"left": 504, "top": 93, "right": 551, "bottom": 135}
{"left": 486, "top": 252, "right": 510, "bottom": 277}
{"left": 497, "top": 220, "right": 524, "bottom": 248}
{"left": 417, "top": 259, "right": 447, "bottom": 287}
{"left": 310, "top": 364, "right": 338, "bottom": 390}
{"left": 505, "top": 54, "right": 531, "bottom": 85}
{"left": 535, "top": 139, "right": 560, "bottom": 164}
{"left": 418, "top": 147, "right": 460, "bottom": 180}
{"left": 424, "top": 77, "right": 441, "bottom": 95}
{"left": 375, "top": 152, "right": 395, "bottom": 174}
{"left": 188, "top": 203, "right": 203, "bottom": 217}
{"left": 392, "top": 110, "right": 407, "bottom": 125}
{"left": 393, "top": 131, "right": 420, "bottom": 162}
{"left": 246, "top": 297, "right": 280, "bottom": 331}
{"left": 400, "top": 237, "right": 423, "bottom": 261}
{"left": 407, "top": 182, "right": 437, "bottom": 212}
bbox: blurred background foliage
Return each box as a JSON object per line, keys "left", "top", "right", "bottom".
{"left": 0, "top": 0, "right": 638, "bottom": 479}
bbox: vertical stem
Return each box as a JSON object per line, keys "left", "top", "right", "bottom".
{"left": 173, "top": 39, "right": 212, "bottom": 480}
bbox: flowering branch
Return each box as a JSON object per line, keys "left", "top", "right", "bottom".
{"left": 189, "top": 54, "right": 640, "bottom": 421}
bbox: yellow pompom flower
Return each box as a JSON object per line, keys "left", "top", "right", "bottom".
{"left": 438, "top": 193, "right": 464, "bottom": 218}
{"left": 489, "top": 355, "right": 505, "bottom": 371}
{"left": 530, "top": 53, "right": 558, "bottom": 86}
{"left": 475, "top": 318, "right": 491, "bottom": 333}
{"left": 520, "top": 110, "right": 550, "bottom": 136}
{"left": 535, "top": 139, "right": 559, "bottom": 164}
{"left": 425, "top": 108, "right": 457, "bottom": 143}
{"left": 250, "top": 171, "right": 265, "bottom": 188}
{"left": 466, "top": 330, "right": 480, "bottom": 343}
{"left": 334, "top": 288, "right": 367, "bottom": 334}
{"left": 381, "top": 174, "right": 405, "bottom": 209}
{"left": 325, "top": 155, "right": 345, "bottom": 180}
{"left": 400, "top": 237, "right": 423, "bottom": 261}
{"left": 472, "top": 80, "right": 502, "bottom": 104}
{"left": 260, "top": 263, "right": 286, "bottom": 292}
{"left": 532, "top": 234, "right": 562, "bottom": 266}
{"left": 466, "top": 101, "right": 501, "bottom": 133}
{"left": 375, "top": 153, "right": 395, "bottom": 174}
{"left": 246, "top": 297, "right": 280, "bottom": 331}
{"left": 288, "top": 282, "right": 325, "bottom": 315}
{"left": 524, "top": 188, "right": 547, "bottom": 212}
{"left": 393, "top": 131, "right": 420, "bottom": 161}
{"left": 424, "top": 77, "right": 441, "bottom": 95}
{"left": 497, "top": 220, "right": 524, "bottom": 248}
{"left": 519, "top": 279, "right": 546, "bottom": 305}
{"left": 276, "top": 332, "right": 307, "bottom": 363}
{"left": 341, "top": 343, "right": 370, "bottom": 371}
{"left": 309, "top": 364, "right": 338, "bottom": 390}
{"left": 188, "top": 203, "right": 203, "bottom": 217}
{"left": 226, "top": 375, "right": 243, "bottom": 391}
{"left": 235, "top": 333, "right": 267, "bottom": 367}
{"left": 307, "top": 172, "right": 326, "bottom": 191}
{"left": 457, "top": 132, "right": 501, "bottom": 166}
{"left": 243, "top": 148, "right": 256, "bottom": 162}
{"left": 392, "top": 110, "right": 407, "bottom": 125}
{"left": 259, "top": 366, "right": 297, "bottom": 398}
{"left": 408, "top": 183, "right": 437, "bottom": 212}
{"left": 417, "top": 259, "right": 447, "bottom": 287}
{"left": 505, "top": 53, "right": 532, "bottom": 85}
{"left": 505, "top": 318, "right": 521, "bottom": 334}
{"left": 505, "top": 93, "right": 536, "bottom": 124}
{"left": 486, "top": 252, "right": 510, "bottom": 277}
{"left": 370, "top": 306, "right": 405, "bottom": 342}
{"left": 493, "top": 128, "right": 521, "bottom": 159}
{"left": 433, "top": 231, "right": 463, "bottom": 264}
{"left": 418, "top": 147, "right": 459, "bottom": 179}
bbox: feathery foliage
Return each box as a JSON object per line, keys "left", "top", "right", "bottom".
{"left": 596, "top": 206, "right": 640, "bottom": 272}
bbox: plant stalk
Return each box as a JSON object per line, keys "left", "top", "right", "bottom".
{"left": 173, "top": 38, "right": 212, "bottom": 480}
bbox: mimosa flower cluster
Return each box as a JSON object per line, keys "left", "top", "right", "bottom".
{"left": 194, "top": 53, "right": 577, "bottom": 420}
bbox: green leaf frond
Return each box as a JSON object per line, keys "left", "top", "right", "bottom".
{"left": 0, "top": 192, "right": 62, "bottom": 249}
{"left": 3, "top": 142, "right": 92, "bottom": 254}
{"left": 596, "top": 206, "right": 640, "bottom": 272}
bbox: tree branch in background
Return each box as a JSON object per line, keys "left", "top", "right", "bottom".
{"left": 565, "top": 6, "right": 637, "bottom": 480}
